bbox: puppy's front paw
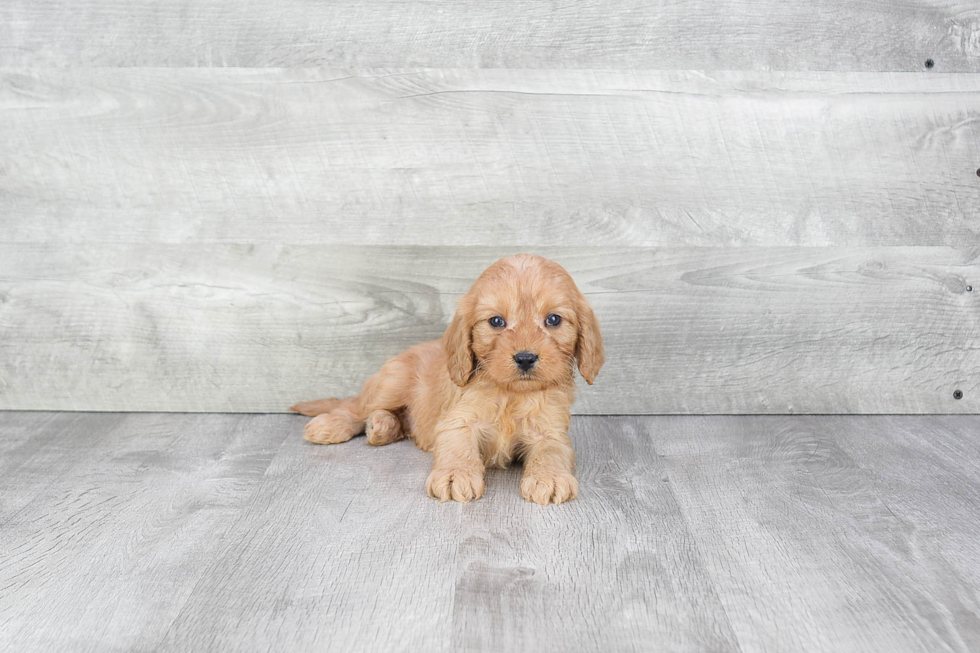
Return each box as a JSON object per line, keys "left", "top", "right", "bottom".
{"left": 521, "top": 471, "right": 578, "bottom": 505}
{"left": 426, "top": 466, "right": 485, "bottom": 503}
{"left": 303, "top": 412, "right": 358, "bottom": 445}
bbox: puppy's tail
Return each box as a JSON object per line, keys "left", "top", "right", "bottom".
{"left": 289, "top": 398, "right": 342, "bottom": 416}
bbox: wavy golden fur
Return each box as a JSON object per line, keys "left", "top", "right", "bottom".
{"left": 290, "top": 254, "right": 603, "bottom": 504}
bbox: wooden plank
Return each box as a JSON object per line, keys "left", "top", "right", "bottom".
{"left": 0, "top": 244, "right": 976, "bottom": 414}
{"left": 0, "top": 412, "right": 130, "bottom": 520}
{"left": 0, "top": 411, "right": 69, "bottom": 467}
{"left": 3, "top": 413, "right": 980, "bottom": 651}
{"left": 155, "top": 418, "right": 460, "bottom": 652}
{"left": 0, "top": 413, "right": 287, "bottom": 651}
{"left": 831, "top": 416, "right": 980, "bottom": 599}
{"left": 1, "top": 1, "right": 978, "bottom": 70}
{"left": 2, "top": 68, "right": 979, "bottom": 247}
{"left": 646, "top": 414, "right": 980, "bottom": 652}
{"left": 452, "top": 416, "right": 740, "bottom": 652}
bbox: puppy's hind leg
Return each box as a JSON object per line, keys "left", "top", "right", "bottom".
{"left": 302, "top": 354, "right": 413, "bottom": 446}
{"left": 365, "top": 409, "right": 405, "bottom": 446}
{"left": 303, "top": 401, "right": 364, "bottom": 445}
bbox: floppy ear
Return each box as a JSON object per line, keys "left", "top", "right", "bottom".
{"left": 443, "top": 295, "right": 476, "bottom": 386}
{"left": 575, "top": 294, "right": 604, "bottom": 385}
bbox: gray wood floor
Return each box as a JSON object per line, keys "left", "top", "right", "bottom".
{"left": 2, "top": 413, "right": 979, "bottom": 651}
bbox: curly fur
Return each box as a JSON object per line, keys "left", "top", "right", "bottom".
{"left": 290, "top": 254, "right": 603, "bottom": 505}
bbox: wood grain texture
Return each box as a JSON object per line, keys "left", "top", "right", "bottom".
{"left": 3, "top": 412, "right": 980, "bottom": 651}
{"left": 452, "top": 417, "right": 740, "bottom": 652}
{"left": 2, "top": 68, "right": 979, "bottom": 247}
{"left": 0, "top": 413, "right": 130, "bottom": 523}
{"left": 156, "top": 422, "right": 460, "bottom": 652}
{"left": 1, "top": 1, "right": 979, "bottom": 70}
{"left": 0, "top": 245, "right": 976, "bottom": 414}
{"left": 645, "top": 414, "right": 980, "bottom": 653}
{"left": 0, "top": 413, "right": 288, "bottom": 651}
{"left": 832, "top": 415, "right": 980, "bottom": 611}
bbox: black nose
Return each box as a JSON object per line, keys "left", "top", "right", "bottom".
{"left": 513, "top": 351, "right": 538, "bottom": 372}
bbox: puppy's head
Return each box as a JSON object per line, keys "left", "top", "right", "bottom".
{"left": 443, "top": 254, "right": 603, "bottom": 390}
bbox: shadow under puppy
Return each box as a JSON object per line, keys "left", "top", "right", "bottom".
{"left": 291, "top": 254, "right": 603, "bottom": 505}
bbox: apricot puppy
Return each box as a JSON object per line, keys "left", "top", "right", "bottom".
{"left": 291, "top": 254, "right": 603, "bottom": 505}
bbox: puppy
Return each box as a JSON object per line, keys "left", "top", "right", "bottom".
{"left": 291, "top": 254, "right": 603, "bottom": 505}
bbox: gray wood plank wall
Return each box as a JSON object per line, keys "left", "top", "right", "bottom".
{"left": 2, "top": 1, "right": 979, "bottom": 71}
{"left": 1, "top": 2, "right": 978, "bottom": 414}
{"left": 1, "top": 245, "right": 977, "bottom": 413}
{"left": 4, "top": 70, "right": 980, "bottom": 247}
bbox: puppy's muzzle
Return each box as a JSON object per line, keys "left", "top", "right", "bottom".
{"left": 513, "top": 351, "right": 538, "bottom": 372}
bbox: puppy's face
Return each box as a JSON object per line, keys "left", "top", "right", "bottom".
{"left": 444, "top": 255, "right": 604, "bottom": 391}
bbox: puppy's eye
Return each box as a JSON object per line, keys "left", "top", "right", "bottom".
{"left": 545, "top": 313, "right": 562, "bottom": 327}
{"left": 489, "top": 316, "right": 506, "bottom": 328}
